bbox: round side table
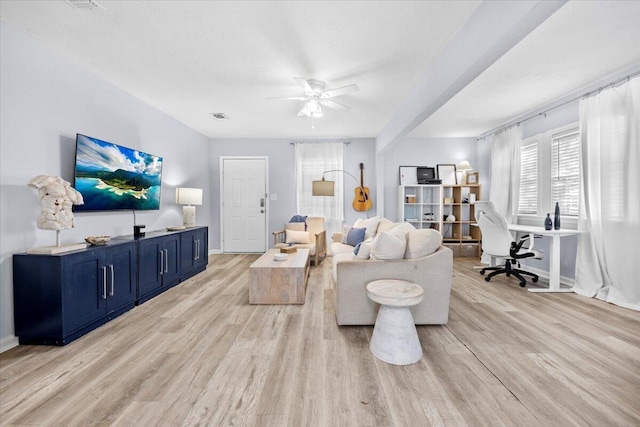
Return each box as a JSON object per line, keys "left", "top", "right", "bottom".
{"left": 366, "top": 279, "right": 424, "bottom": 365}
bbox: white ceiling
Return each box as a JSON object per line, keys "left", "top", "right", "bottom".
{"left": 1, "top": 1, "right": 639, "bottom": 140}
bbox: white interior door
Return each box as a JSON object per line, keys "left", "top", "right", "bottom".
{"left": 222, "top": 158, "right": 267, "bottom": 253}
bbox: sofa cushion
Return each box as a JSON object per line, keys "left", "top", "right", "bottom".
{"left": 370, "top": 231, "right": 406, "bottom": 260}
{"left": 286, "top": 229, "right": 310, "bottom": 244}
{"left": 285, "top": 222, "right": 305, "bottom": 232}
{"left": 389, "top": 221, "right": 415, "bottom": 240}
{"left": 354, "top": 216, "right": 381, "bottom": 240}
{"left": 405, "top": 229, "right": 443, "bottom": 259}
{"left": 345, "top": 227, "right": 366, "bottom": 247}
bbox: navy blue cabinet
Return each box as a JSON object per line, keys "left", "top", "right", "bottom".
{"left": 180, "top": 227, "right": 208, "bottom": 280}
{"left": 13, "top": 241, "right": 136, "bottom": 345}
{"left": 13, "top": 227, "right": 208, "bottom": 345}
{"left": 137, "top": 232, "right": 181, "bottom": 303}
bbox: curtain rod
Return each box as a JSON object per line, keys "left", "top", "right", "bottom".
{"left": 290, "top": 141, "right": 351, "bottom": 145}
{"left": 477, "top": 70, "right": 640, "bottom": 141}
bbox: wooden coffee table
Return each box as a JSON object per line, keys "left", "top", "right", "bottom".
{"left": 249, "top": 249, "right": 310, "bottom": 304}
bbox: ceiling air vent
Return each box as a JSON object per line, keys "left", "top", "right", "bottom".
{"left": 65, "top": 0, "right": 105, "bottom": 10}
{"left": 210, "top": 113, "right": 229, "bottom": 120}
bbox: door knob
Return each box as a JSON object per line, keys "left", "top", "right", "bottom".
{"left": 260, "top": 209, "right": 265, "bottom": 213}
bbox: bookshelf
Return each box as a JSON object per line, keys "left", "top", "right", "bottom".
{"left": 441, "top": 185, "right": 482, "bottom": 257}
{"left": 398, "top": 185, "right": 443, "bottom": 232}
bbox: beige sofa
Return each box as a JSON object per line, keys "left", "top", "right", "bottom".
{"left": 330, "top": 218, "right": 453, "bottom": 325}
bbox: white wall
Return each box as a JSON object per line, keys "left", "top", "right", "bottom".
{"left": 208, "top": 138, "right": 376, "bottom": 250}
{"left": 0, "top": 23, "right": 211, "bottom": 349}
{"left": 382, "top": 137, "right": 478, "bottom": 220}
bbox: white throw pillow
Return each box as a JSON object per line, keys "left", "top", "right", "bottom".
{"left": 375, "top": 218, "right": 398, "bottom": 236}
{"left": 354, "top": 216, "right": 381, "bottom": 240}
{"left": 285, "top": 229, "right": 310, "bottom": 244}
{"left": 388, "top": 222, "right": 415, "bottom": 241}
{"left": 285, "top": 222, "right": 305, "bottom": 231}
{"left": 370, "top": 231, "right": 406, "bottom": 260}
{"left": 355, "top": 238, "right": 374, "bottom": 260}
{"left": 405, "top": 229, "right": 442, "bottom": 259}
{"left": 341, "top": 225, "right": 351, "bottom": 244}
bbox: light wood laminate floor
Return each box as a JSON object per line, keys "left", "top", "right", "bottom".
{"left": 1, "top": 255, "right": 639, "bottom": 426}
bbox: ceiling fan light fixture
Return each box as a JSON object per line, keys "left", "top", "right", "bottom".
{"left": 306, "top": 98, "right": 320, "bottom": 113}
{"left": 312, "top": 109, "right": 323, "bottom": 118}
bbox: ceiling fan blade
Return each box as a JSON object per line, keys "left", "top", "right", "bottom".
{"left": 267, "top": 96, "right": 309, "bottom": 101}
{"left": 321, "top": 99, "right": 350, "bottom": 112}
{"left": 293, "top": 77, "right": 314, "bottom": 95}
{"left": 321, "top": 84, "right": 359, "bottom": 99}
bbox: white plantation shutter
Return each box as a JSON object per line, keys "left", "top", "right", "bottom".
{"left": 295, "top": 142, "right": 343, "bottom": 221}
{"left": 551, "top": 129, "right": 580, "bottom": 216}
{"left": 518, "top": 141, "right": 538, "bottom": 214}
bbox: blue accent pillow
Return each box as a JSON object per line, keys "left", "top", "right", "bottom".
{"left": 353, "top": 242, "right": 362, "bottom": 255}
{"left": 346, "top": 227, "right": 366, "bottom": 247}
{"left": 289, "top": 215, "right": 308, "bottom": 230}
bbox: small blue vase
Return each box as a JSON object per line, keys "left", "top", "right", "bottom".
{"left": 544, "top": 213, "right": 552, "bottom": 230}
{"left": 554, "top": 202, "right": 561, "bottom": 230}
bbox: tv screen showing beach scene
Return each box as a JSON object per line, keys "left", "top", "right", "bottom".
{"left": 73, "top": 134, "right": 163, "bottom": 211}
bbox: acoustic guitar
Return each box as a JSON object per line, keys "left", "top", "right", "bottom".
{"left": 353, "top": 163, "right": 372, "bottom": 211}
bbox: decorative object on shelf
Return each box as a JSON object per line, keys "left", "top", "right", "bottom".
{"left": 85, "top": 235, "right": 111, "bottom": 246}
{"left": 545, "top": 213, "right": 553, "bottom": 230}
{"left": 466, "top": 171, "right": 479, "bottom": 184}
{"left": 166, "top": 225, "right": 185, "bottom": 232}
{"left": 406, "top": 194, "right": 417, "bottom": 203}
{"left": 554, "top": 202, "right": 561, "bottom": 230}
{"left": 446, "top": 214, "right": 456, "bottom": 222}
{"left": 457, "top": 160, "right": 472, "bottom": 184}
{"left": 176, "top": 187, "right": 203, "bottom": 227}
{"left": 437, "top": 164, "right": 457, "bottom": 185}
{"left": 469, "top": 193, "right": 477, "bottom": 203}
{"left": 312, "top": 164, "right": 372, "bottom": 217}
{"left": 399, "top": 166, "right": 418, "bottom": 185}
{"left": 444, "top": 197, "right": 454, "bottom": 204}
{"left": 135, "top": 224, "right": 147, "bottom": 236}
{"left": 27, "top": 175, "right": 86, "bottom": 254}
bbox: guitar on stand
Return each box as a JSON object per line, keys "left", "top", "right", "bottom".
{"left": 352, "top": 163, "right": 372, "bottom": 212}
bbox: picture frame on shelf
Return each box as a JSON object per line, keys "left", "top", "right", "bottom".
{"left": 467, "top": 171, "right": 479, "bottom": 184}
{"left": 437, "top": 164, "right": 457, "bottom": 185}
{"left": 399, "top": 166, "right": 418, "bottom": 185}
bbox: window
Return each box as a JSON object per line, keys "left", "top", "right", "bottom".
{"left": 518, "top": 142, "right": 538, "bottom": 214}
{"left": 551, "top": 129, "right": 580, "bottom": 216}
{"left": 518, "top": 124, "right": 580, "bottom": 218}
{"left": 295, "top": 142, "right": 343, "bottom": 221}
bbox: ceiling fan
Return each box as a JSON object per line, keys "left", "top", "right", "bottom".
{"left": 268, "top": 77, "right": 359, "bottom": 118}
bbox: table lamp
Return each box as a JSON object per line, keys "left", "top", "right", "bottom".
{"left": 458, "top": 160, "right": 473, "bottom": 184}
{"left": 176, "top": 187, "right": 203, "bottom": 227}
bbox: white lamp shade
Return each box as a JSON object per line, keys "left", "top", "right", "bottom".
{"left": 458, "top": 160, "right": 473, "bottom": 171}
{"left": 176, "top": 187, "right": 203, "bottom": 205}
{"left": 312, "top": 180, "right": 335, "bottom": 196}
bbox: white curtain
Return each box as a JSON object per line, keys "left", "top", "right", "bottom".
{"left": 575, "top": 76, "right": 640, "bottom": 311}
{"left": 484, "top": 126, "right": 521, "bottom": 264}
{"left": 489, "top": 126, "right": 522, "bottom": 222}
{"left": 295, "top": 142, "right": 344, "bottom": 239}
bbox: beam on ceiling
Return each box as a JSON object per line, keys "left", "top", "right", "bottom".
{"left": 375, "top": 0, "right": 567, "bottom": 153}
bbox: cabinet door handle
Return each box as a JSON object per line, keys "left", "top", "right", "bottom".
{"left": 164, "top": 249, "right": 169, "bottom": 273}
{"left": 102, "top": 266, "right": 107, "bottom": 300}
{"left": 193, "top": 239, "right": 197, "bottom": 261}
{"left": 109, "top": 264, "right": 115, "bottom": 297}
{"left": 159, "top": 250, "right": 164, "bottom": 275}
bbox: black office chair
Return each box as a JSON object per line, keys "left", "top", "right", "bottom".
{"left": 475, "top": 201, "right": 543, "bottom": 287}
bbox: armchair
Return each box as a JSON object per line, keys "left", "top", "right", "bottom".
{"left": 475, "top": 201, "right": 543, "bottom": 287}
{"left": 273, "top": 216, "right": 327, "bottom": 266}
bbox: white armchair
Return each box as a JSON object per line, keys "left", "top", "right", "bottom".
{"left": 273, "top": 216, "right": 327, "bottom": 266}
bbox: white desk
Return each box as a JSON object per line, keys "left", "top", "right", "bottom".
{"left": 507, "top": 225, "right": 584, "bottom": 293}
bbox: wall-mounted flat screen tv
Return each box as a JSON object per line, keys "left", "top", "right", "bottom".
{"left": 73, "top": 134, "right": 163, "bottom": 211}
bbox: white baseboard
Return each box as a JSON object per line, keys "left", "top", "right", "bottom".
{"left": 518, "top": 265, "right": 575, "bottom": 287}
{"left": 0, "top": 335, "right": 19, "bottom": 353}
{"left": 208, "top": 249, "right": 222, "bottom": 255}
